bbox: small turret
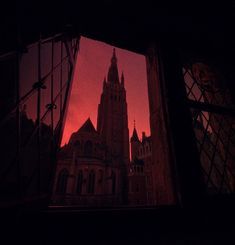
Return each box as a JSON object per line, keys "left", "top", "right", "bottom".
{"left": 130, "top": 121, "right": 141, "bottom": 161}
{"left": 131, "top": 121, "right": 139, "bottom": 142}
{"left": 142, "top": 132, "right": 146, "bottom": 141}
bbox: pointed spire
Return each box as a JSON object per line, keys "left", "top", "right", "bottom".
{"left": 107, "top": 48, "right": 119, "bottom": 84}
{"left": 121, "top": 71, "right": 124, "bottom": 86}
{"left": 111, "top": 48, "right": 117, "bottom": 64}
{"left": 131, "top": 120, "right": 140, "bottom": 142}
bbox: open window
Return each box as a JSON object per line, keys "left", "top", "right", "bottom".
{"left": 50, "top": 37, "right": 175, "bottom": 208}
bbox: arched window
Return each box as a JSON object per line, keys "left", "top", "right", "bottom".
{"left": 84, "top": 140, "right": 93, "bottom": 156}
{"left": 111, "top": 171, "right": 116, "bottom": 195}
{"left": 76, "top": 170, "right": 83, "bottom": 194}
{"left": 56, "top": 168, "right": 69, "bottom": 194}
{"left": 87, "top": 170, "right": 95, "bottom": 194}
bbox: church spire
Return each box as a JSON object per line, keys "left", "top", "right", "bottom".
{"left": 131, "top": 120, "right": 140, "bottom": 142}
{"left": 111, "top": 48, "right": 117, "bottom": 64}
{"left": 107, "top": 48, "right": 120, "bottom": 84}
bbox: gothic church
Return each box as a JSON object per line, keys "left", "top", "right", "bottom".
{"left": 52, "top": 49, "right": 131, "bottom": 206}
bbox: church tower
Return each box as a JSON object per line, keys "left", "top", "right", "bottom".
{"left": 97, "top": 49, "right": 130, "bottom": 203}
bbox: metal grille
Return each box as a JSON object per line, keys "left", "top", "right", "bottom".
{"left": 0, "top": 33, "right": 80, "bottom": 206}
{"left": 183, "top": 64, "right": 235, "bottom": 194}
{"left": 183, "top": 64, "right": 232, "bottom": 106}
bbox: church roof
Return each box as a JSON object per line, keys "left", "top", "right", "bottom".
{"left": 77, "top": 118, "right": 97, "bottom": 134}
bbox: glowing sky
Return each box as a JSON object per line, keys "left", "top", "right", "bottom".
{"left": 61, "top": 36, "right": 150, "bottom": 146}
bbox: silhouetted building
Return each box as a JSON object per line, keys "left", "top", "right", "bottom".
{"left": 129, "top": 125, "right": 154, "bottom": 205}
{"left": 52, "top": 49, "right": 131, "bottom": 206}
{"left": 51, "top": 118, "right": 120, "bottom": 206}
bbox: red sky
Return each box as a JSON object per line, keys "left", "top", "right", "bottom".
{"left": 61, "top": 36, "right": 150, "bottom": 146}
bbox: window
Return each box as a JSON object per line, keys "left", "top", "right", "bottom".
{"left": 56, "top": 168, "right": 69, "bottom": 194}
{"left": 55, "top": 36, "right": 154, "bottom": 207}
{"left": 87, "top": 170, "right": 95, "bottom": 194}
{"left": 183, "top": 63, "right": 235, "bottom": 194}
{"left": 76, "top": 170, "right": 83, "bottom": 194}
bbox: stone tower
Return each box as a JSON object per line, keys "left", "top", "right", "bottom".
{"left": 97, "top": 48, "right": 130, "bottom": 203}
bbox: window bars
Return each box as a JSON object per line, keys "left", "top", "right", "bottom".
{"left": 183, "top": 64, "right": 235, "bottom": 194}
{"left": 0, "top": 33, "right": 80, "bottom": 206}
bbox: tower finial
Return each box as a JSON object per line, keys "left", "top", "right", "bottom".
{"left": 108, "top": 47, "right": 119, "bottom": 83}
{"left": 111, "top": 48, "right": 117, "bottom": 64}
{"left": 134, "top": 119, "right": 136, "bottom": 129}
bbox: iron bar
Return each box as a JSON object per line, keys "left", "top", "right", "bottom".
{"left": 0, "top": 55, "right": 69, "bottom": 128}
{"left": 51, "top": 39, "right": 54, "bottom": 134}
{"left": 188, "top": 100, "right": 235, "bottom": 117}
{"left": 37, "top": 34, "right": 42, "bottom": 195}
{"left": 60, "top": 41, "right": 63, "bottom": 118}
{"left": 16, "top": 36, "right": 22, "bottom": 200}
{"left": 0, "top": 78, "right": 69, "bottom": 185}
